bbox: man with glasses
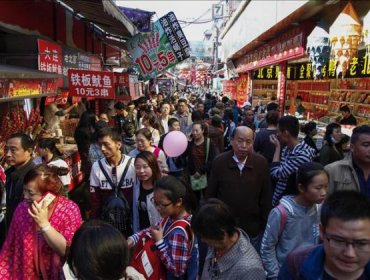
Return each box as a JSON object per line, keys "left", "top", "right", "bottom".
{"left": 278, "top": 191, "right": 370, "bottom": 279}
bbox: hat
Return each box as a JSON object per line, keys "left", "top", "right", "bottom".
{"left": 242, "top": 101, "right": 252, "bottom": 108}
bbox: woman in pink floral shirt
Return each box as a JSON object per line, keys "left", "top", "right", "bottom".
{"left": 0, "top": 164, "right": 82, "bottom": 279}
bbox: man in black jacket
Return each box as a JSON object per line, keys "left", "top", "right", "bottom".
{"left": 1, "top": 133, "right": 35, "bottom": 246}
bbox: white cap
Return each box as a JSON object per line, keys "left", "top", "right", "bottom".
{"left": 242, "top": 101, "right": 252, "bottom": 108}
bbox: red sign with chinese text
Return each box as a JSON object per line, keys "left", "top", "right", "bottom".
{"left": 277, "top": 62, "right": 287, "bottom": 116}
{"left": 235, "top": 28, "right": 306, "bottom": 72}
{"left": 38, "top": 39, "right": 63, "bottom": 75}
{"left": 68, "top": 69, "right": 114, "bottom": 99}
{"left": 236, "top": 75, "right": 248, "bottom": 107}
{"left": 113, "top": 72, "right": 129, "bottom": 86}
{"left": 45, "top": 90, "right": 69, "bottom": 106}
{"left": 222, "top": 80, "right": 237, "bottom": 99}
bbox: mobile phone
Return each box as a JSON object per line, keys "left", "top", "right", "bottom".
{"left": 36, "top": 192, "right": 56, "bottom": 207}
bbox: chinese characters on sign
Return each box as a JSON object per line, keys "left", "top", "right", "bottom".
{"left": 113, "top": 73, "right": 129, "bottom": 86}
{"left": 127, "top": 11, "right": 190, "bottom": 80}
{"left": 68, "top": 69, "right": 114, "bottom": 99}
{"left": 222, "top": 80, "right": 237, "bottom": 99}
{"left": 277, "top": 63, "right": 287, "bottom": 114}
{"left": 236, "top": 75, "right": 248, "bottom": 107}
{"left": 38, "top": 39, "right": 63, "bottom": 75}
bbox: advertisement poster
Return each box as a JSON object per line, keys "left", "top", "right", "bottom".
{"left": 222, "top": 80, "right": 236, "bottom": 99}
{"left": 8, "top": 80, "right": 42, "bottom": 97}
{"left": 68, "top": 69, "right": 114, "bottom": 99}
{"left": 236, "top": 75, "right": 248, "bottom": 107}
{"left": 127, "top": 12, "right": 190, "bottom": 80}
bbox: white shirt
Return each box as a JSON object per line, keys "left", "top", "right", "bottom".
{"left": 232, "top": 153, "right": 248, "bottom": 172}
{"left": 89, "top": 155, "right": 137, "bottom": 190}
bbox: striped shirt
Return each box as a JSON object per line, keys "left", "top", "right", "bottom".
{"left": 271, "top": 141, "right": 315, "bottom": 206}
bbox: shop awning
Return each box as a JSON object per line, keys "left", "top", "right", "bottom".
{"left": 60, "top": 0, "right": 137, "bottom": 38}
{"left": 0, "top": 64, "right": 62, "bottom": 79}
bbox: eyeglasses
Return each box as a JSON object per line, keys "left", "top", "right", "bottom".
{"left": 325, "top": 233, "right": 370, "bottom": 252}
{"left": 151, "top": 197, "right": 173, "bottom": 209}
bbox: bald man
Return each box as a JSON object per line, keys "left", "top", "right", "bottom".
{"left": 207, "top": 126, "right": 272, "bottom": 251}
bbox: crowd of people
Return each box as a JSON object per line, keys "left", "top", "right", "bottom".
{"left": 0, "top": 90, "right": 369, "bottom": 279}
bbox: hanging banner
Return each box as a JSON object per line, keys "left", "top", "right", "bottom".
{"left": 113, "top": 72, "right": 129, "bottom": 86}
{"left": 68, "top": 69, "right": 114, "bottom": 99}
{"left": 222, "top": 80, "right": 236, "bottom": 99}
{"left": 127, "top": 12, "right": 190, "bottom": 81}
{"left": 38, "top": 39, "right": 63, "bottom": 75}
{"left": 277, "top": 63, "right": 287, "bottom": 115}
{"left": 236, "top": 75, "right": 248, "bottom": 107}
{"left": 45, "top": 90, "right": 69, "bottom": 106}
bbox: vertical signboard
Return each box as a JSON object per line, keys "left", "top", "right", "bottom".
{"left": 277, "top": 62, "right": 287, "bottom": 115}
{"left": 127, "top": 12, "right": 190, "bottom": 80}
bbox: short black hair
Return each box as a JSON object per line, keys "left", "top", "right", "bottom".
{"left": 168, "top": 117, "right": 179, "bottom": 128}
{"left": 324, "top": 122, "right": 341, "bottom": 145}
{"left": 68, "top": 220, "right": 129, "bottom": 280}
{"left": 8, "top": 133, "right": 35, "bottom": 151}
{"left": 266, "top": 111, "right": 279, "bottom": 126}
{"left": 191, "top": 198, "right": 237, "bottom": 240}
{"left": 114, "top": 101, "right": 127, "bottom": 111}
{"left": 296, "top": 96, "right": 303, "bottom": 101}
{"left": 135, "top": 128, "right": 152, "bottom": 141}
{"left": 351, "top": 125, "right": 370, "bottom": 144}
{"left": 160, "top": 100, "right": 171, "bottom": 108}
{"left": 97, "top": 127, "right": 121, "bottom": 143}
{"left": 278, "top": 116, "right": 299, "bottom": 138}
{"left": 224, "top": 108, "right": 234, "bottom": 121}
{"left": 296, "top": 162, "right": 328, "bottom": 191}
{"left": 191, "top": 110, "right": 203, "bottom": 122}
{"left": 339, "top": 105, "right": 351, "bottom": 113}
{"left": 321, "top": 191, "right": 370, "bottom": 229}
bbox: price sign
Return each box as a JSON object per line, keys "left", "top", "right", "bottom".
{"left": 127, "top": 12, "right": 190, "bottom": 81}
{"left": 68, "top": 69, "right": 114, "bottom": 99}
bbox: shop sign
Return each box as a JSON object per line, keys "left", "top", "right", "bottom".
{"left": 291, "top": 50, "right": 370, "bottom": 80}
{"left": 277, "top": 63, "right": 287, "bottom": 114}
{"left": 236, "top": 75, "right": 248, "bottom": 107}
{"left": 127, "top": 12, "right": 190, "bottom": 81}
{"left": 253, "top": 65, "right": 295, "bottom": 80}
{"left": 113, "top": 73, "right": 129, "bottom": 86}
{"left": 45, "top": 90, "right": 69, "bottom": 106}
{"left": 68, "top": 69, "right": 114, "bottom": 99}
{"left": 222, "top": 80, "right": 236, "bottom": 99}
{"left": 235, "top": 27, "right": 306, "bottom": 72}
{"left": 38, "top": 39, "right": 63, "bottom": 75}
{"left": 7, "top": 79, "right": 56, "bottom": 97}
{"left": 62, "top": 48, "right": 102, "bottom": 77}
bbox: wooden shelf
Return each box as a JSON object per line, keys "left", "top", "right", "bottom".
{"left": 303, "top": 101, "right": 328, "bottom": 107}
{"left": 331, "top": 89, "right": 370, "bottom": 92}
{"left": 329, "top": 100, "right": 370, "bottom": 107}
{"left": 253, "top": 88, "right": 277, "bottom": 91}
{"left": 297, "top": 90, "right": 330, "bottom": 93}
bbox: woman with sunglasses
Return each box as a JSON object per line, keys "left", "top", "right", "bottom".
{"left": 132, "top": 151, "right": 161, "bottom": 233}
{"left": 128, "top": 176, "right": 198, "bottom": 280}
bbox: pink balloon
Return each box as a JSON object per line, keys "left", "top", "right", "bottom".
{"left": 163, "top": 131, "right": 188, "bottom": 157}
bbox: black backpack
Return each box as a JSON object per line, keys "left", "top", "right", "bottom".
{"left": 98, "top": 158, "right": 133, "bottom": 237}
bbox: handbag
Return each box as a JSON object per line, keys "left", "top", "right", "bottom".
{"left": 190, "top": 138, "right": 210, "bottom": 191}
{"left": 130, "top": 217, "right": 194, "bottom": 280}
